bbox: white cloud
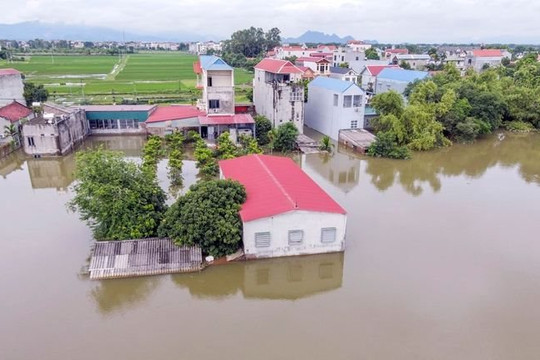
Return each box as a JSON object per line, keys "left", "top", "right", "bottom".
{"left": 2, "top": 0, "right": 539, "bottom": 43}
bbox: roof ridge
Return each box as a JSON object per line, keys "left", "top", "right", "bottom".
{"left": 254, "top": 155, "right": 296, "bottom": 209}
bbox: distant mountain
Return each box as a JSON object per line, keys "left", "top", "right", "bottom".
{"left": 283, "top": 31, "right": 355, "bottom": 44}
{"left": 0, "top": 21, "right": 211, "bottom": 42}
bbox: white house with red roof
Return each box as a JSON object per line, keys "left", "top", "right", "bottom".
{"left": 384, "top": 48, "right": 409, "bottom": 59}
{"left": 219, "top": 154, "right": 347, "bottom": 259}
{"left": 360, "top": 65, "right": 400, "bottom": 92}
{"left": 0, "top": 101, "right": 33, "bottom": 145}
{"left": 465, "top": 49, "right": 509, "bottom": 72}
{"left": 0, "top": 68, "right": 25, "bottom": 107}
{"left": 253, "top": 58, "right": 305, "bottom": 132}
{"left": 274, "top": 44, "right": 318, "bottom": 59}
{"left": 296, "top": 57, "right": 331, "bottom": 75}
{"left": 347, "top": 40, "right": 372, "bottom": 52}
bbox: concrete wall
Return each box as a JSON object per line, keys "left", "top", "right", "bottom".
{"left": 203, "top": 69, "right": 234, "bottom": 115}
{"left": 0, "top": 74, "right": 24, "bottom": 107}
{"left": 467, "top": 56, "right": 503, "bottom": 71}
{"left": 242, "top": 210, "right": 347, "bottom": 259}
{"left": 253, "top": 69, "right": 304, "bottom": 133}
{"left": 305, "top": 84, "right": 365, "bottom": 140}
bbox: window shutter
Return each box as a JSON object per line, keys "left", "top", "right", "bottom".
{"left": 321, "top": 228, "right": 337, "bottom": 243}
{"left": 255, "top": 232, "right": 271, "bottom": 248}
{"left": 288, "top": 230, "right": 304, "bottom": 245}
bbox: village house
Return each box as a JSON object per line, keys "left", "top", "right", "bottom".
{"left": 347, "top": 40, "right": 372, "bottom": 52}
{"left": 76, "top": 105, "right": 156, "bottom": 135}
{"left": 145, "top": 105, "right": 205, "bottom": 136}
{"left": 23, "top": 103, "right": 88, "bottom": 157}
{"left": 297, "top": 66, "right": 316, "bottom": 80}
{"left": 0, "top": 68, "right": 25, "bottom": 107}
{"left": 0, "top": 101, "right": 33, "bottom": 145}
{"left": 391, "top": 54, "right": 431, "bottom": 70}
{"left": 384, "top": 48, "right": 409, "bottom": 59}
{"left": 296, "top": 57, "right": 331, "bottom": 75}
{"left": 465, "top": 49, "right": 509, "bottom": 71}
{"left": 253, "top": 58, "right": 305, "bottom": 133}
{"left": 360, "top": 65, "right": 401, "bottom": 93}
{"left": 328, "top": 67, "right": 359, "bottom": 83}
{"left": 375, "top": 68, "right": 429, "bottom": 95}
{"left": 274, "top": 44, "right": 318, "bottom": 59}
{"left": 305, "top": 77, "right": 365, "bottom": 141}
{"left": 219, "top": 154, "right": 347, "bottom": 259}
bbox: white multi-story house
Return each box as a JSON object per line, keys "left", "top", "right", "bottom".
{"left": 253, "top": 58, "right": 305, "bottom": 133}
{"left": 375, "top": 68, "right": 429, "bottom": 95}
{"left": 329, "top": 67, "right": 359, "bottom": 83}
{"left": 194, "top": 55, "right": 235, "bottom": 115}
{"left": 296, "top": 57, "right": 331, "bottom": 76}
{"left": 391, "top": 54, "right": 431, "bottom": 70}
{"left": 347, "top": 40, "right": 372, "bottom": 52}
{"left": 189, "top": 41, "right": 223, "bottom": 55}
{"left": 465, "top": 49, "right": 508, "bottom": 71}
{"left": 360, "top": 65, "right": 400, "bottom": 92}
{"left": 305, "top": 77, "right": 365, "bottom": 141}
{"left": 0, "top": 68, "right": 24, "bottom": 107}
{"left": 274, "top": 44, "right": 318, "bottom": 59}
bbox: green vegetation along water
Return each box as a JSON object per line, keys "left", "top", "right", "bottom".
{"left": 0, "top": 133, "right": 539, "bottom": 360}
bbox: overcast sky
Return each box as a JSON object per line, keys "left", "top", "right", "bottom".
{"left": 1, "top": 0, "right": 539, "bottom": 43}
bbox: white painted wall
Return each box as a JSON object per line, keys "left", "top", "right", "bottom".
{"left": 242, "top": 210, "right": 347, "bottom": 259}
{"left": 305, "top": 83, "right": 365, "bottom": 140}
{"left": 0, "top": 74, "right": 25, "bottom": 107}
{"left": 253, "top": 69, "right": 304, "bottom": 133}
{"left": 202, "top": 69, "right": 234, "bottom": 114}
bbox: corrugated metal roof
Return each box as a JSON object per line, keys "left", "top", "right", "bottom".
{"left": 198, "top": 114, "right": 254, "bottom": 125}
{"left": 0, "top": 68, "right": 21, "bottom": 76}
{"left": 0, "top": 101, "right": 32, "bottom": 123}
{"left": 219, "top": 154, "right": 346, "bottom": 222}
{"left": 146, "top": 105, "right": 204, "bottom": 123}
{"left": 377, "top": 68, "right": 429, "bottom": 82}
{"left": 308, "top": 76, "right": 360, "bottom": 93}
{"left": 254, "top": 58, "right": 304, "bottom": 74}
{"left": 199, "top": 55, "right": 233, "bottom": 71}
{"left": 78, "top": 105, "right": 157, "bottom": 112}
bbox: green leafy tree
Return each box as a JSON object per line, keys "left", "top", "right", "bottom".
{"left": 365, "top": 47, "right": 380, "bottom": 60}
{"left": 141, "top": 136, "right": 164, "bottom": 176}
{"left": 158, "top": 180, "right": 247, "bottom": 257}
{"left": 370, "top": 90, "right": 404, "bottom": 117}
{"left": 254, "top": 115, "right": 272, "bottom": 145}
{"left": 69, "top": 148, "right": 167, "bottom": 240}
{"left": 367, "top": 132, "right": 411, "bottom": 159}
{"left": 23, "top": 82, "right": 48, "bottom": 106}
{"left": 399, "top": 60, "right": 412, "bottom": 70}
{"left": 272, "top": 122, "right": 299, "bottom": 152}
{"left": 194, "top": 137, "right": 218, "bottom": 179}
{"left": 319, "top": 135, "right": 335, "bottom": 152}
{"left": 165, "top": 132, "right": 184, "bottom": 187}
{"left": 239, "top": 135, "right": 263, "bottom": 155}
{"left": 216, "top": 131, "right": 238, "bottom": 159}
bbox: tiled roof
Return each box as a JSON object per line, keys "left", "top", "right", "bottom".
{"left": 198, "top": 114, "right": 254, "bottom": 125}
{"left": 0, "top": 101, "right": 32, "bottom": 123}
{"left": 365, "top": 65, "right": 400, "bottom": 76}
{"left": 219, "top": 154, "right": 346, "bottom": 222}
{"left": 377, "top": 68, "right": 429, "bottom": 82}
{"left": 0, "top": 68, "right": 21, "bottom": 76}
{"left": 199, "top": 55, "right": 233, "bottom": 71}
{"left": 79, "top": 105, "right": 157, "bottom": 112}
{"left": 394, "top": 54, "right": 431, "bottom": 60}
{"left": 385, "top": 48, "right": 409, "bottom": 55}
{"left": 146, "top": 105, "right": 204, "bottom": 123}
{"left": 472, "top": 49, "right": 503, "bottom": 57}
{"left": 193, "top": 61, "right": 202, "bottom": 74}
{"left": 297, "top": 56, "right": 329, "bottom": 63}
{"left": 308, "top": 76, "right": 361, "bottom": 93}
{"left": 254, "top": 58, "right": 304, "bottom": 74}
{"left": 329, "top": 66, "right": 357, "bottom": 75}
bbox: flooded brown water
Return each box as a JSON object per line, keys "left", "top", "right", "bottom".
{"left": 1, "top": 133, "right": 539, "bottom": 360}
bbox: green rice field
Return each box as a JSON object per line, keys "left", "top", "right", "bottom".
{"left": 0, "top": 52, "right": 254, "bottom": 104}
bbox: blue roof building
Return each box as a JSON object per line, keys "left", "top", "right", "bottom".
{"left": 199, "top": 55, "right": 233, "bottom": 71}
{"left": 309, "top": 76, "right": 361, "bottom": 93}
{"left": 375, "top": 68, "right": 429, "bottom": 95}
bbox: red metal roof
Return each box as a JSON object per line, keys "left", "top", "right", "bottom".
{"left": 472, "top": 49, "right": 503, "bottom": 57}
{"left": 198, "top": 114, "right": 254, "bottom": 125}
{"left": 385, "top": 48, "right": 409, "bottom": 55}
{"left": 296, "top": 56, "right": 329, "bottom": 63}
{"left": 193, "top": 61, "right": 202, "bottom": 74}
{"left": 0, "top": 68, "right": 21, "bottom": 76}
{"left": 146, "top": 105, "right": 204, "bottom": 123}
{"left": 220, "top": 154, "right": 346, "bottom": 222}
{"left": 254, "top": 58, "right": 304, "bottom": 74}
{"left": 0, "top": 101, "right": 32, "bottom": 123}
{"left": 365, "top": 65, "right": 400, "bottom": 76}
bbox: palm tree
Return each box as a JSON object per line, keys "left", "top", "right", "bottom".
{"left": 319, "top": 135, "right": 335, "bottom": 153}
{"left": 4, "top": 124, "right": 20, "bottom": 147}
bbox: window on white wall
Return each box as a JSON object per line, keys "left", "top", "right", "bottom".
{"left": 353, "top": 95, "right": 362, "bottom": 107}
{"left": 351, "top": 120, "right": 358, "bottom": 129}
{"left": 333, "top": 94, "right": 339, "bottom": 106}
{"left": 255, "top": 232, "right": 271, "bottom": 248}
{"left": 343, "top": 95, "right": 352, "bottom": 108}
{"left": 321, "top": 227, "right": 337, "bottom": 243}
{"left": 288, "top": 230, "right": 304, "bottom": 245}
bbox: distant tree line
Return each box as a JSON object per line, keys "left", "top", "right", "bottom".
{"left": 221, "top": 26, "right": 281, "bottom": 70}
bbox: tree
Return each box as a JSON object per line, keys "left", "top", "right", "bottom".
{"left": 69, "top": 148, "right": 167, "bottom": 240}
{"left": 158, "top": 180, "right": 246, "bottom": 257}
{"left": 265, "top": 27, "right": 281, "bottom": 51}
{"left": 319, "top": 135, "right": 335, "bottom": 152}
{"left": 254, "top": 115, "right": 272, "bottom": 145}
{"left": 339, "top": 62, "right": 349, "bottom": 68}
{"left": 216, "top": 131, "right": 238, "bottom": 159}
{"left": 194, "top": 136, "right": 218, "bottom": 179}
{"left": 239, "top": 135, "right": 263, "bottom": 155}
{"left": 165, "top": 132, "right": 184, "bottom": 187}
{"left": 23, "top": 82, "right": 48, "bottom": 106}
{"left": 272, "top": 122, "right": 299, "bottom": 152}
{"left": 370, "top": 90, "right": 404, "bottom": 117}
{"left": 284, "top": 55, "right": 297, "bottom": 64}
{"left": 399, "top": 60, "right": 412, "bottom": 70}
{"left": 365, "top": 47, "right": 380, "bottom": 60}
{"left": 367, "top": 131, "right": 411, "bottom": 159}
{"left": 141, "top": 136, "right": 164, "bottom": 176}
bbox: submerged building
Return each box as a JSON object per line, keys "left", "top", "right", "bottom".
{"left": 219, "top": 154, "right": 347, "bottom": 259}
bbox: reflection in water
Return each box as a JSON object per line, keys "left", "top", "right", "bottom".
{"left": 303, "top": 152, "right": 360, "bottom": 193}
{"left": 27, "top": 156, "right": 76, "bottom": 191}
{"left": 172, "top": 252, "right": 344, "bottom": 301}
{"left": 85, "top": 135, "right": 146, "bottom": 157}
{"left": 0, "top": 150, "right": 25, "bottom": 179}
{"left": 90, "top": 277, "right": 161, "bottom": 315}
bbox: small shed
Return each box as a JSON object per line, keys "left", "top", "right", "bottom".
{"left": 338, "top": 129, "right": 376, "bottom": 154}
{"left": 88, "top": 238, "right": 203, "bottom": 280}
